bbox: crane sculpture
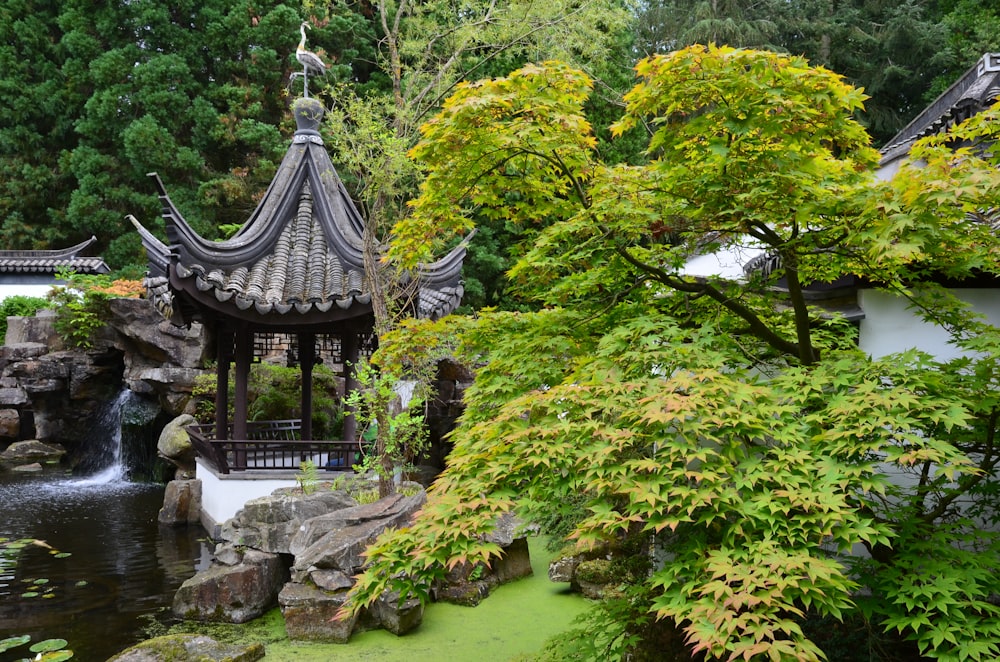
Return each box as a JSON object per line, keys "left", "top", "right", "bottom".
{"left": 295, "top": 22, "right": 326, "bottom": 98}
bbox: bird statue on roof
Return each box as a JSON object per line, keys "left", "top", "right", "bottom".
{"left": 295, "top": 21, "right": 326, "bottom": 98}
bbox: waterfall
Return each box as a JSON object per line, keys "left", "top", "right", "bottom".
{"left": 75, "top": 389, "right": 161, "bottom": 484}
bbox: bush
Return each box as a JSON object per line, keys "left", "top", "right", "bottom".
{"left": 193, "top": 361, "right": 344, "bottom": 440}
{"left": 47, "top": 270, "right": 143, "bottom": 349}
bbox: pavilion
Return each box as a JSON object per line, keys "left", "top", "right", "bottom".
{"left": 132, "top": 96, "right": 467, "bottom": 491}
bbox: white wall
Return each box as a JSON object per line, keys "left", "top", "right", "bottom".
{"left": 0, "top": 284, "right": 54, "bottom": 302}
{"left": 858, "top": 288, "right": 1000, "bottom": 360}
{"left": 196, "top": 458, "right": 298, "bottom": 535}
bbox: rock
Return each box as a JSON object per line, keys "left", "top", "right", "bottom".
{"left": 290, "top": 492, "right": 426, "bottom": 578}
{"left": 158, "top": 479, "right": 201, "bottom": 526}
{"left": 278, "top": 582, "right": 357, "bottom": 643}
{"left": 172, "top": 550, "right": 288, "bottom": 623}
{"left": 4, "top": 312, "right": 59, "bottom": 347}
{"left": 484, "top": 511, "right": 525, "bottom": 547}
{"left": 108, "top": 298, "right": 206, "bottom": 368}
{"left": 548, "top": 554, "right": 582, "bottom": 583}
{"left": 213, "top": 543, "right": 244, "bottom": 566}
{"left": 157, "top": 414, "right": 197, "bottom": 475}
{"left": 0, "top": 439, "right": 66, "bottom": 466}
{"left": 0, "top": 386, "right": 29, "bottom": 407}
{"left": 12, "top": 462, "right": 43, "bottom": 472}
{"left": 575, "top": 558, "right": 615, "bottom": 599}
{"left": 434, "top": 574, "right": 493, "bottom": 606}
{"left": 0, "top": 408, "right": 19, "bottom": 440}
{"left": 107, "top": 634, "right": 264, "bottom": 662}
{"left": 371, "top": 589, "right": 424, "bottom": 635}
{"left": 1, "top": 342, "right": 49, "bottom": 363}
{"left": 310, "top": 568, "right": 354, "bottom": 591}
{"left": 221, "top": 489, "right": 359, "bottom": 554}
{"left": 493, "top": 536, "right": 533, "bottom": 583}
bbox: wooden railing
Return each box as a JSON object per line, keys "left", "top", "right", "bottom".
{"left": 186, "top": 420, "right": 362, "bottom": 474}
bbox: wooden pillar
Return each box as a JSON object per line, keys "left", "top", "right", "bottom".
{"left": 342, "top": 330, "right": 359, "bottom": 442}
{"left": 299, "top": 331, "right": 315, "bottom": 441}
{"left": 215, "top": 326, "right": 232, "bottom": 442}
{"left": 233, "top": 325, "right": 252, "bottom": 469}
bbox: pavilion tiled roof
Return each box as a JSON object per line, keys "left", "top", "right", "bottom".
{"left": 880, "top": 53, "right": 1000, "bottom": 163}
{"left": 0, "top": 236, "right": 109, "bottom": 275}
{"left": 133, "top": 97, "right": 466, "bottom": 327}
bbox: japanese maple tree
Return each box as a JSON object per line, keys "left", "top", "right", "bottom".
{"left": 347, "top": 46, "right": 1000, "bottom": 660}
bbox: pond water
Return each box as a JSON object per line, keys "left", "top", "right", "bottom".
{"left": 0, "top": 389, "right": 210, "bottom": 661}
{"left": 0, "top": 472, "right": 210, "bottom": 661}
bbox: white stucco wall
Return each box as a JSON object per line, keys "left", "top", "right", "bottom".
{"left": 196, "top": 458, "right": 298, "bottom": 535}
{"left": 858, "top": 289, "right": 1000, "bottom": 361}
{"left": 0, "top": 284, "right": 54, "bottom": 302}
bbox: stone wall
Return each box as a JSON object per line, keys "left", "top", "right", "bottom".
{"left": 0, "top": 299, "right": 208, "bottom": 457}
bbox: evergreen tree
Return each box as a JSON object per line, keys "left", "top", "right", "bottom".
{"left": 0, "top": 1, "right": 375, "bottom": 269}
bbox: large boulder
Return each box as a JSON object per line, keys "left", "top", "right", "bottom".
{"left": 107, "top": 634, "right": 264, "bottom": 662}
{"left": 278, "top": 582, "right": 357, "bottom": 643}
{"left": 0, "top": 439, "right": 66, "bottom": 467}
{"left": 158, "top": 479, "right": 202, "bottom": 526}
{"left": 221, "top": 488, "right": 359, "bottom": 554}
{"left": 290, "top": 491, "right": 427, "bottom": 580}
{"left": 157, "top": 414, "right": 197, "bottom": 477}
{"left": 172, "top": 549, "right": 287, "bottom": 623}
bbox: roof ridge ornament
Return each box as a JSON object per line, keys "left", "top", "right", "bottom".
{"left": 295, "top": 22, "right": 327, "bottom": 99}
{"left": 979, "top": 53, "right": 1000, "bottom": 76}
{"left": 293, "top": 97, "right": 325, "bottom": 145}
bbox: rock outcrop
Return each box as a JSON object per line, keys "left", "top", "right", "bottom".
{"left": 106, "top": 298, "right": 206, "bottom": 414}
{"left": 107, "top": 634, "right": 264, "bottom": 662}
{"left": 221, "top": 488, "right": 360, "bottom": 555}
{"left": 174, "top": 485, "right": 440, "bottom": 642}
{"left": 172, "top": 547, "right": 288, "bottom": 623}
{"left": 0, "top": 439, "right": 66, "bottom": 469}
{"left": 0, "top": 300, "right": 209, "bottom": 472}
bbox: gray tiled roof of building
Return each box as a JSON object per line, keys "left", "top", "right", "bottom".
{"left": 0, "top": 236, "right": 110, "bottom": 275}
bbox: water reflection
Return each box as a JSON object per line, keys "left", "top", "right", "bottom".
{"left": 0, "top": 472, "right": 209, "bottom": 661}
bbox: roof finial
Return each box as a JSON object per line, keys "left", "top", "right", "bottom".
{"left": 295, "top": 21, "right": 327, "bottom": 98}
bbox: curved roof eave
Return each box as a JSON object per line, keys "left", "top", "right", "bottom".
{"left": 169, "top": 269, "right": 375, "bottom": 328}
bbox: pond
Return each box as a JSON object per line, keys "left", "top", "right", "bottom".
{"left": 0, "top": 472, "right": 210, "bottom": 661}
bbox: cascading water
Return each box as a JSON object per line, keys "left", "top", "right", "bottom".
{"left": 74, "top": 388, "right": 161, "bottom": 484}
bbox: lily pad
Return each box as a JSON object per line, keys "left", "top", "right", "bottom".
{"left": 0, "top": 635, "right": 31, "bottom": 653}
{"left": 30, "top": 639, "right": 68, "bottom": 653}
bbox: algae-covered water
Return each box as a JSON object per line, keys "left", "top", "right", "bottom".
{"left": 173, "top": 538, "right": 591, "bottom": 662}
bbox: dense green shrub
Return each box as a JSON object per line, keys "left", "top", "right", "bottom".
{"left": 47, "top": 270, "right": 143, "bottom": 348}
{"left": 193, "top": 361, "right": 344, "bottom": 440}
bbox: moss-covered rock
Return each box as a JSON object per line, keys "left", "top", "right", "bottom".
{"left": 107, "top": 633, "right": 264, "bottom": 661}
